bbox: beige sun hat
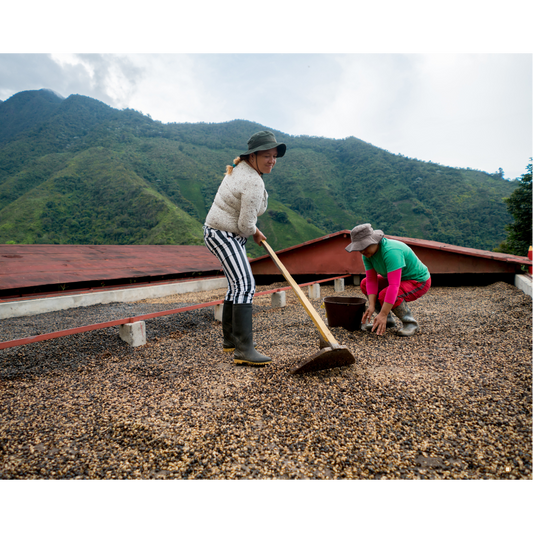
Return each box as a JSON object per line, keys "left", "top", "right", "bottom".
{"left": 345, "top": 223, "right": 384, "bottom": 252}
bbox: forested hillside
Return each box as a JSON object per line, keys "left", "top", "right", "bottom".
{"left": 0, "top": 89, "right": 519, "bottom": 257}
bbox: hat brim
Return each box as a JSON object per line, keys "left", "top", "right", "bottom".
{"left": 345, "top": 242, "right": 366, "bottom": 253}
{"left": 240, "top": 142, "right": 286, "bottom": 158}
{"left": 345, "top": 232, "right": 384, "bottom": 253}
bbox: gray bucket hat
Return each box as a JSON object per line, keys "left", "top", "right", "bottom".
{"left": 345, "top": 223, "right": 384, "bottom": 252}
{"left": 240, "top": 130, "right": 287, "bottom": 158}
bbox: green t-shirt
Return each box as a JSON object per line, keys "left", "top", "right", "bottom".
{"left": 362, "top": 238, "right": 430, "bottom": 282}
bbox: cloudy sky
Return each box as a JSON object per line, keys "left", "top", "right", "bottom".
{"left": 1, "top": 52, "right": 530, "bottom": 180}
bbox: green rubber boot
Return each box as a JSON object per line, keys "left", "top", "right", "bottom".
{"left": 222, "top": 300, "right": 257, "bottom": 352}
{"left": 391, "top": 301, "right": 419, "bottom": 336}
{"left": 232, "top": 303, "right": 271, "bottom": 366}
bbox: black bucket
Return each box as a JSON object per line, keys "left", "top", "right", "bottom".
{"left": 324, "top": 296, "right": 366, "bottom": 331}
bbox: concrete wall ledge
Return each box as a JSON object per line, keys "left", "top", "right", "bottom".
{"left": 2, "top": 274, "right": 529, "bottom": 321}
{"left": 515, "top": 274, "right": 532, "bottom": 298}
{"left": 0, "top": 277, "right": 228, "bottom": 319}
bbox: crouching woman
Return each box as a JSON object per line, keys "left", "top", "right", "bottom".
{"left": 345, "top": 223, "right": 431, "bottom": 336}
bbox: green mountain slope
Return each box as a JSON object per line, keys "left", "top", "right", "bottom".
{"left": 0, "top": 147, "right": 204, "bottom": 245}
{"left": 0, "top": 89, "right": 520, "bottom": 257}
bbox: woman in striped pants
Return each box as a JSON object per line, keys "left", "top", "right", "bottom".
{"left": 204, "top": 131, "right": 287, "bottom": 366}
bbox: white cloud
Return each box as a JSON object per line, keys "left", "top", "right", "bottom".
{"left": 49, "top": 54, "right": 144, "bottom": 109}
{"left": 124, "top": 55, "right": 228, "bottom": 123}
{"left": 386, "top": 54, "right": 532, "bottom": 177}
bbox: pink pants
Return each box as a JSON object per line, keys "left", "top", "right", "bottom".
{"left": 360, "top": 275, "right": 431, "bottom": 309}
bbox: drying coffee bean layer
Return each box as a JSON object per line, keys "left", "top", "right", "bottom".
{"left": 1, "top": 281, "right": 531, "bottom": 479}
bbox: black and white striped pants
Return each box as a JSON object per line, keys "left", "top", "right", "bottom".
{"left": 203, "top": 225, "right": 255, "bottom": 304}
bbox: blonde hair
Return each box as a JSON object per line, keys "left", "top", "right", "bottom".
{"left": 225, "top": 155, "right": 250, "bottom": 175}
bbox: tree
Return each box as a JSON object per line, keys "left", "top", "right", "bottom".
{"left": 504, "top": 158, "right": 533, "bottom": 256}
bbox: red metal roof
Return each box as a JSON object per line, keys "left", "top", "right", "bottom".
{"left": 250, "top": 231, "right": 531, "bottom": 276}
{"left": 0, "top": 244, "right": 222, "bottom": 292}
{"left": 1, "top": 233, "right": 530, "bottom": 295}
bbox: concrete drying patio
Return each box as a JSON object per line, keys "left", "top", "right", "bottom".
{"left": 0, "top": 280, "right": 531, "bottom": 480}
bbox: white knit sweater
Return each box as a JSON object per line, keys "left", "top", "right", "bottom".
{"left": 205, "top": 161, "right": 268, "bottom": 237}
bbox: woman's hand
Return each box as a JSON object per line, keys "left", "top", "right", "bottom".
{"left": 362, "top": 306, "right": 375, "bottom": 326}
{"left": 371, "top": 302, "right": 393, "bottom": 336}
{"left": 362, "top": 293, "right": 377, "bottom": 326}
{"left": 371, "top": 311, "right": 388, "bottom": 336}
{"left": 253, "top": 228, "right": 266, "bottom": 246}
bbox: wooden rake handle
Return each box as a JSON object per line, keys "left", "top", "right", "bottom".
{"left": 261, "top": 240, "right": 339, "bottom": 347}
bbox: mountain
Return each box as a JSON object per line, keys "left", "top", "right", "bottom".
{"left": 0, "top": 89, "right": 519, "bottom": 257}
{"left": 0, "top": 89, "right": 64, "bottom": 144}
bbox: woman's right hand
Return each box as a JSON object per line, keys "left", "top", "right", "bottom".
{"left": 362, "top": 306, "right": 374, "bottom": 325}
{"left": 253, "top": 228, "right": 266, "bottom": 246}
